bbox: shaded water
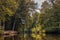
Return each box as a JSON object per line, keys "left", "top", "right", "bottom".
{"left": 44, "top": 34, "right": 60, "bottom": 40}
{"left": 3, "top": 34, "right": 60, "bottom": 40}
{"left": 0, "top": 36, "right": 4, "bottom": 40}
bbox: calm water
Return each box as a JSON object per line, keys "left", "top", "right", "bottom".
{"left": 44, "top": 35, "right": 60, "bottom": 40}
{"left": 3, "top": 34, "right": 60, "bottom": 40}
{"left": 0, "top": 36, "right": 4, "bottom": 40}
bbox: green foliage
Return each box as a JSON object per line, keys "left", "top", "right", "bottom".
{"left": 40, "top": 0, "right": 60, "bottom": 29}
{"left": 0, "top": 0, "right": 18, "bottom": 17}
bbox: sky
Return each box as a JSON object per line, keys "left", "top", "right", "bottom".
{"left": 30, "top": 0, "right": 46, "bottom": 16}
{"left": 34, "top": 0, "right": 46, "bottom": 9}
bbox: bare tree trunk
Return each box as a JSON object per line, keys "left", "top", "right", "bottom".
{"left": 13, "top": 20, "right": 16, "bottom": 31}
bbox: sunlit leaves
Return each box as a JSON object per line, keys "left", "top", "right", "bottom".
{"left": 0, "top": 1, "right": 2, "bottom": 5}
{"left": 0, "top": 0, "right": 19, "bottom": 16}
{"left": 6, "top": 8, "right": 14, "bottom": 16}
{"left": 40, "top": 0, "right": 60, "bottom": 31}
{"left": 31, "top": 24, "right": 46, "bottom": 40}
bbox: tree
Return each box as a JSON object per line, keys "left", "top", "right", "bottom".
{"left": 14, "top": 0, "right": 37, "bottom": 31}
{"left": 0, "top": 0, "right": 19, "bottom": 30}
{"left": 40, "top": 0, "right": 60, "bottom": 30}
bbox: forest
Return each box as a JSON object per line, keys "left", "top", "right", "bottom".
{"left": 0, "top": 0, "right": 60, "bottom": 40}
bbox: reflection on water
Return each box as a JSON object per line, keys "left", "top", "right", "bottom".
{"left": 44, "top": 34, "right": 60, "bottom": 40}
{"left": 0, "top": 36, "right": 4, "bottom": 40}
{"left": 4, "top": 34, "right": 60, "bottom": 40}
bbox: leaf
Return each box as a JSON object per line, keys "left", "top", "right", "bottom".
{"left": 6, "top": 8, "right": 14, "bottom": 16}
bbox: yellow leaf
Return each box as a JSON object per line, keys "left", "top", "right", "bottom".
{"left": 36, "top": 35, "right": 41, "bottom": 39}
{"left": 31, "top": 33, "right": 36, "bottom": 38}
{"left": 31, "top": 27, "right": 36, "bottom": 32}
{"left": 6, "top": 8, "right": 14, "bottom": 16}
{"left": 43, "top": 34, "right": 46, "bottom": 36}
{"left": 0, "top": 1, "right": 2, "bottom": 4}
{"left": 42, "top": 30, "right": 46, "bottom": 33}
